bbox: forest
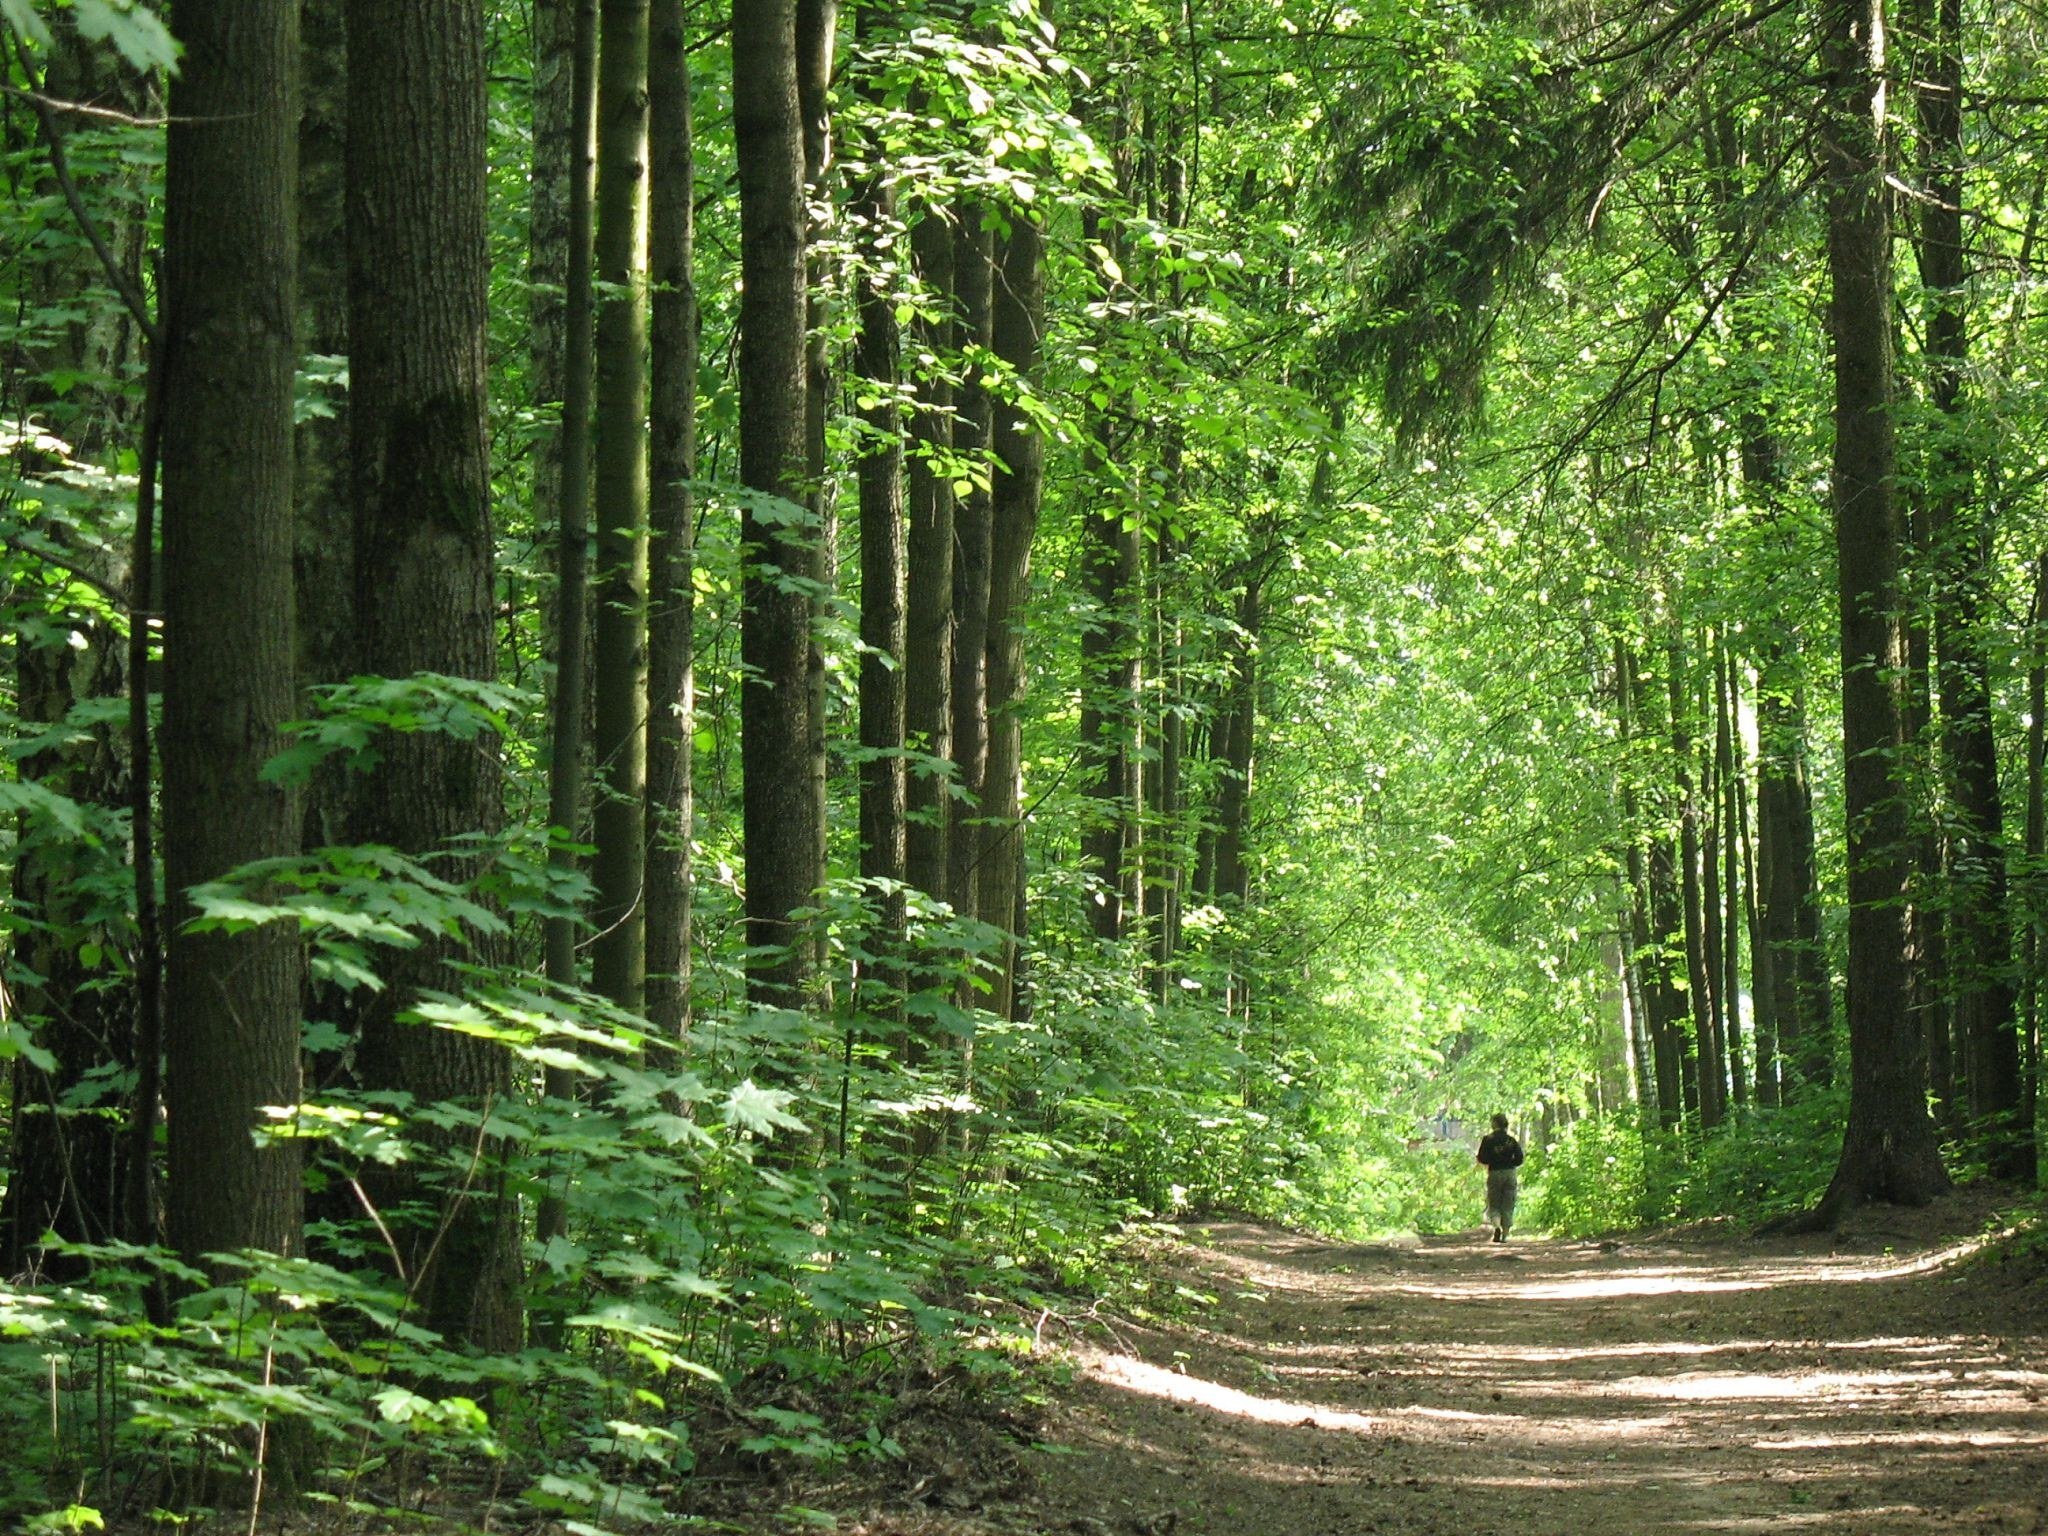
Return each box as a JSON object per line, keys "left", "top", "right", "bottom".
{"left": 0, "top": 0, "right": 2044, "bottom": 1530}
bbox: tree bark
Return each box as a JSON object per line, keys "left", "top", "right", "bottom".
{"left": 852, "top": 91, "right": 906, "bottom": 1010}
{"left": 981, "top": 211, "right": 1046, "bottom": 1020}
{"left": 646, "top": 0, "right": 698, "bottom": 1042}
{"left": 1913, "top": 0, "right": 2030, "bottom": 1178}
{"left": 734, "top": 0, "right": 820, "bottom": 1006}
{"left": 590, "top": 0, "right": 652, "bottom": 1015}
{"left": 949, "top": 217, "right": 993, "bottom": 932}
{"left": 903, "top": 212, "right": 954, "bottom": 911}
{"left": 1717, "top": 642, "right": 1748, "bottom": 1107}
{"left": 539, "top": 0, "right": 597, "bottom": 1009}
{"left": 1671, "top": 641, "right": 1723, "bottom": 1125}
{"left": 1811, "top": 0, "right": 1950, "bottom": 1215}
{"left": 345, "top": 0, "right": 521, "bottom": 1348}
{"left": 160, "top": 0, "right": 305, "bottom": 1267}
{"left": 797, "top": 0, "right": 838, "bottom": 981}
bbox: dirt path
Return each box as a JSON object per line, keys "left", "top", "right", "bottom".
{"left": 997, "top": 1190, "right": 2047, "bottom": 1536}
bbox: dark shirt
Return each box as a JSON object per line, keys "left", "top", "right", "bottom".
{"left": 1477, "top": 1130, "right": 1523, "bottom": 1169}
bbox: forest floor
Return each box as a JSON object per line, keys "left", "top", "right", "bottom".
{"left": 766, "top": 1182, "right": 2048, "bottom": 1536}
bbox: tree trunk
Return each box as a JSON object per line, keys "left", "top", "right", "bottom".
{"left": 590, "top": 0, "right": 651, "bottom": 1015}
{"left": 1718, "top": 643, "right": 1748, "bottom": 1107}
{"left": 295, "top": 0, "right": 354, "bottom": 841}
{"left": 646, "top": 0, "right": 698, "bottom": 1042}
{"left": 534, "top": 0, "right": 597, "bottom": 1264}
{"left": 949, "top": 217, "right": 993, "bottom": 932}
{"left": 1811, "top": 0, "right": 1950, "bottom": 1215}
{"left": 159, "top": 0, "right": 305, "bottom": 1267}
{"left": 852, "top": 94, "right": 906, "bottom": 1010}
{"left": 1913, "top": 0, "right": 2030, "bottom": 1178}
{"left": 981, "top": 212, "right": 1046, "bottom": 1020}
{"left": 1213, "top": 577, "right": 1262, "bottom": 909}
{"left": 345, "top": 0, "right": 521, "bottom": 1349}
{"left": 903, "top": 212, "right": 954, "bottom": 912}
{"left": 797, "top": 0, "right": 838, "bottom": 977}
{"left": 734, "top": 0, "right": 820, "bottom": 1006}
{"left": 1671, "top": 640, "right": 1723, "bottom": 1126}
{"left": 539, "top": 0, "right": 597, "bottom": 1008}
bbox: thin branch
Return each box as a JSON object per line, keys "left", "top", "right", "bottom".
{"left": 10, "top": 37, "right": 161, "bottom": 347}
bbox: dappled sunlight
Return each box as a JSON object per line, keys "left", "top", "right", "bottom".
{"left": 1090, "top": 1352, "right": 1376, "bottom": 1434}
{"left": 1056, "top": 1221, "right": 2048, "bottom": 1532}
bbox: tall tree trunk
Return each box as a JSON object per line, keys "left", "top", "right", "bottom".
{"left": 345, "top": 0, "right": 521, "bottom": 1349}
{"left": 1213, "top": 576, "right": 1262, "bottom": 909}
{"left": 734, "top": 0, "right": 820, "bottom": 1006}
{"left": 296, "top": 0, "right": 354, "bottom": 843}
{"left": 1811, "top": 0, "right": 1950, "bottom": 1216}
{"left": 1671, "top": 639, "right": 1723, "bottom": 1126}
{"left": 591, "top": 0, "right": 652, "bottom": 1015}
{"left": 797, "top": 0, "right": 838, "bottom": 975}
{"left": 949, "top": 217, "right": 993, "bottom": 932}
{"left": 534, "top": 0, "right": 598, "bottom": 1264}
{"left": 539, "top": 0, "right": 597, "bottom": 1007}
{"left": 646, "top": 0, "right": 698, "bottom": 1041}
{"left": 160, "top": 0, "right": 305, "bottom": 1267}
{"left": 2024, "top": 555, "right": 2048, "bottom": 1148}
{"left": 1904, "top": 498, "right": 1954, "bottom": 1131}
{"left": 1913, "top": 0, "right": 2030, "bottom": 1178}
{"left": 1718, "top": 643, "right": 1749, "bottom": 1107}
{"left": 980, "top": 212, "right": 1046, "bottom": 1020}
{"left": 903, "top": 212, "right": 954, "bottom": 912}
{"left": 852, "top": 90, "right": 906, "bottom": 1010}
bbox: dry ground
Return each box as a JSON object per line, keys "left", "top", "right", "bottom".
{"left": 819, "top": 1184, "right": 2048, "bottom": 1536}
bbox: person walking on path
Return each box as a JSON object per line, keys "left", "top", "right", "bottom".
{"left": 1476, "top": 1113, "right": 1524, "bottom": 1242}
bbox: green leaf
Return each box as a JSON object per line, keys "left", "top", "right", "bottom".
{"left": 71, "top": 0, "right": 180, "bottom": 73}
{"left": 722, "top": 1079, "right": 808, "bottom": 1137}
{"left": 0, "top": 0, "right": 52, "bottom": 49}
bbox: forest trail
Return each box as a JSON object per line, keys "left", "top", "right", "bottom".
{"left": 826, "top": 1189, "right": 2048, "bottom": 1536}
{"left": 1011, "top": 1196, "right": 2048, "bottom": 1536}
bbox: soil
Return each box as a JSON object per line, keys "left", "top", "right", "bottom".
{"left": 806, "top": 1183, "right": 2048, "bottom": 1536}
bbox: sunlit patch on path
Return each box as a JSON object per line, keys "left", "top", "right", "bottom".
{"left": 1039, "top": 1197, "right": 2048, "bottom": 1536}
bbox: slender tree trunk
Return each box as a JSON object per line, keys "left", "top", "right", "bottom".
{"left": 591, "top": 0, "right": 652, "bottom": 1015}
{"left": 852, "top": 96, "right": 906, "bottom": 1010}
{"left": 797, "top": 0, "right": 838, "bottom": 972}
{"left": 949, "top": 217, "right": 993, "bottom": 932}
{"left": 1671, "top": 640, "right": 1723, "bottom": 1127}
{"left": 646, "top": 0, "right": 698, "bottom": 1041}
{"left": 540, "top": 0, "right": 597, "bottom": 1008}
{"left": 1718, "top": 644, "right": 1748, "bottom": 1107}
{"left": 296, "top": 0, "right": 354, "bottom": 841}
{"left": 1904, "top": 496, "right": 1955, "bottom": 1131}
{"left": 1213, "top": 576, "right": 1262, "bottom": 909}
{"left": 345, "top": 0, "right": 521, "bottom": 1349}
{"left": 1811, "top": 0, "right": 1950, "bottom": 1215}
{"left": 534, "top": 0, "right": 597, "bottom": 1263}
{"left": 1913, "top": 0, "right": 2029, "bottom": 1178}
{"left": 903, "top": 212, "right": 954, "bottom": 911}
{"left": 160, "top": 0, "right": 305, "bottom": 1267}
{"left": 2024, "top": 555, "right": 2048, "bottom": 1148}
{"left": 734, "top": 0, "right": 820, "bottom": 1005}
{"left": 980, "top": 212, "right": 1046, "bottom": 1020}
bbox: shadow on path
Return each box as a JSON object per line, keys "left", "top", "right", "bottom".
{"left": 1031, "top": 1200, "right": 2048, "bottom": 1536}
